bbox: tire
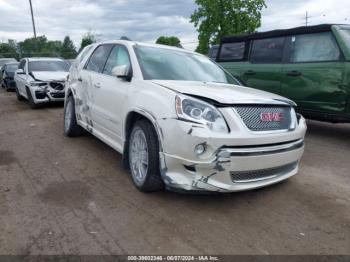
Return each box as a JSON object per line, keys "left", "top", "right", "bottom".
{"left": 5, "top": 82, "right": 11, "bottom": 92}
{"left": 128, "top": 120, "right": 164, "bottom": 192}
{"left": 26, "top": 87, "right": 39, "bottom": 109}
{"left": 15, "top": 86, "right": 24, "bottom": 101}
{"left": 64, "top": 95, "right": 84, "bottom": 137}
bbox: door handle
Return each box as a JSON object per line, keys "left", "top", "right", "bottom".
{"left": 286, "top": 70, "right": 302, "bottom": 77}
{"left": 94, "top": 83, "right": 101, "bottom": 88}
{"left": 244, "top": 70, "right": 256, "bottom": 76}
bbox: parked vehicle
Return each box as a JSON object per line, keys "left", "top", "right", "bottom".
{"left": 64, "top": 40, "right": 306, "bottom": 193}
{"left": 0, "top": 58, "right": 17, "bottom": 70}
{"left": 14, "top": 57, "right": 70, "bottom": 108}
{"left": 1, "top": 62, "right": 19, "bottom": 91}
{"left": 217, "top": 24, "right": 350, "bottom": 123}
{"left": 208, "top": 45, "right": 219, "bottom": 60}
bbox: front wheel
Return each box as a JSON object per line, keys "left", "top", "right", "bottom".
{"left": 15, "top": 86, "right": 24, "bottom": 101}
{"left": 128, "top": 120, "right": 164, "bottom": 192}
{"left": 5, "top": 82, "right": 11, "bottom": 92}
{"left": 64, "top": 95, "right": 84, "bottom": 137}
{"left": 26, "top": 87, "right": 39, "bottom": 109}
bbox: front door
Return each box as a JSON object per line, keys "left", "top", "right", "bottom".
{"left": 281, "top": 32, "right": 346, "bottom": 114}
{"left": 91, "top": 44, "right": 132, "bottom": 149}
{"left": 16, "top": 60, "right": 27, "bottom": 95}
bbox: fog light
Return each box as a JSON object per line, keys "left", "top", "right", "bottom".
{"left": 194, "top": 144, "right": 206, "bottom": 155}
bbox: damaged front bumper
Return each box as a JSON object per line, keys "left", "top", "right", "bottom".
{"left": 157, "top": 114, "right": 306, "bottom": 193}
{"left": 30, "top": 81, "right": 65, "bottom": 104}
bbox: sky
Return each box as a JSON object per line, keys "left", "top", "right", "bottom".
{"left": 0, "top": 0, "right": 349, "bottom": 51}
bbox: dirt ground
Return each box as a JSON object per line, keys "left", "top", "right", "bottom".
{"left": 0, "top": 88, "right": 349, "bottom": 255}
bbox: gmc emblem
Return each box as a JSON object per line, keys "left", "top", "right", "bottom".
{"left": 260, "top": 112, "right": 283, "bottom": 122}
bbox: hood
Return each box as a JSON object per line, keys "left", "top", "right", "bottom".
{"left": 151, "top": 80, "right": 295, "bottom": 106}
{"left": 30, "top": 71, "right": 68, "bottom": 82}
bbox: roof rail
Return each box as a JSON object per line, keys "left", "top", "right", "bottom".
{"left": 221, "top": 24, "right": 338, "bottom": 43}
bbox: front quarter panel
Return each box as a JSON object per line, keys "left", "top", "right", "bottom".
{"left": 126, "top": 79, "right": 177, "bottom": 127}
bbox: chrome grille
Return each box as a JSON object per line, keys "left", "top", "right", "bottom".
{"left": 234, "top": 106, "right": 292, "bottom": 131}
{"left": 231, "top": 162, "right": 298, "bottom": 183}
{"left": 49, "top": 82, "right": 64, "bottom": 91}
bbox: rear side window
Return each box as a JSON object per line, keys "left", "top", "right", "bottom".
{"left": 86, "top": 44, "right": 113, "bottom": 73}
{"left": 250, "top": 37, "right": 285, "bottom": 63}
{"left": 289, "top": 32, "right": 341, "bottom": 63}
{"left": 219, "top": 42, "right": 245, "bottom": 61}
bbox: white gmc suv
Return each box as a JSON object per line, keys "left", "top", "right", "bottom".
{"left": 14, "top": 57, "right": 70, "bottom": 108}
{"left": 64, "top": 40, "right": 307, "bottom": 193}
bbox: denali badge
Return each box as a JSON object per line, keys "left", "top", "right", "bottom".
{"left": 260, "top": 112, "right": 283, "bottom": 122}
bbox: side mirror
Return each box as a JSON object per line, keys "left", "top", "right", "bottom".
{"left": 111, "top": 65, "right": 131, "bottom": 81}
{"left": 16, "top": 69, "right": 25, "bottom": 75}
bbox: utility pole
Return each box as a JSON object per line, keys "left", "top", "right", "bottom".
{"left": 304, "top": 11, "right": 310, "bottom": 26}
{"left": 28, "top": 0, "right": 37, "bottom": 52}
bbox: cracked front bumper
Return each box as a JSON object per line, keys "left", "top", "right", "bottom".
{"left": 158, "top": 113, "right": 306, "bottom": 193}
{"left": 31, "top": 86, "right": 65, "bottom": 104}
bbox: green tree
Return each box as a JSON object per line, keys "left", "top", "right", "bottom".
{"left": 42, "top": 40, "right": 62, "bottom": 57}
{"left": 18, "top": 35, "right": 50, "bottom": 56}
{"left": 61, "top": 36, "right": 77, "bottom": 59}
{"left": 0, "top": 42, "right": 18, "bottom": 59}
{"left": 191, "top": 0, "right": 266, "bottom": 54}
{"left": 80, "top": 32, "right": 96, "bottom": 52}
{"left": 155, "top": 36, "right": 182, "bottom": 48}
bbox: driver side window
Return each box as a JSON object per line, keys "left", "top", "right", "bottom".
{"left": 103, "top": 45, "right": 131, "bottom": 76}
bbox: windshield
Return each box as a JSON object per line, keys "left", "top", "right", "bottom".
{"left": 134, "top": 46, "right": 239, "bottom": 84}
{"left": 28, "top": 60, "right": 70, "bottom": 72}
{"left": 6, "top": 64, "right": 18, "bottom": 72}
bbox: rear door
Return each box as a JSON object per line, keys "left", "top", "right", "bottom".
{"left": 242, "top": 37, "right": 286, "bottom": 95}
{"left": 80, "top": 44, "right": 113, "bottom": 132}
{"left": 281, "top": 32, "right": 346, "bottom": 114}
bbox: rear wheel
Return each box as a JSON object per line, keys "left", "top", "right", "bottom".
{"left": 64, "top": 95, "right": 84, "bottom": 137}
{"left": 128, "top": 120, "right": 164, "bottom": 192}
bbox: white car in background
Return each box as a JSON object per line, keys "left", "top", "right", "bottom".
{"left": 64, "top": 40, "right": 307, "bottom": 193}
{"left": 14, "top": 57, "right": 70, "bottom": 108}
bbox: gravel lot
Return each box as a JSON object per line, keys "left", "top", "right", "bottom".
{"left": 0, "top": 88, "right": 349, "bottom": 255}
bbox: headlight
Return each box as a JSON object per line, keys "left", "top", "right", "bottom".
{"left": 175, "top": 95, "right": 229, "bottom": 133}
{"left": 30, "top": 81, "right": 47, "bottom": 87}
